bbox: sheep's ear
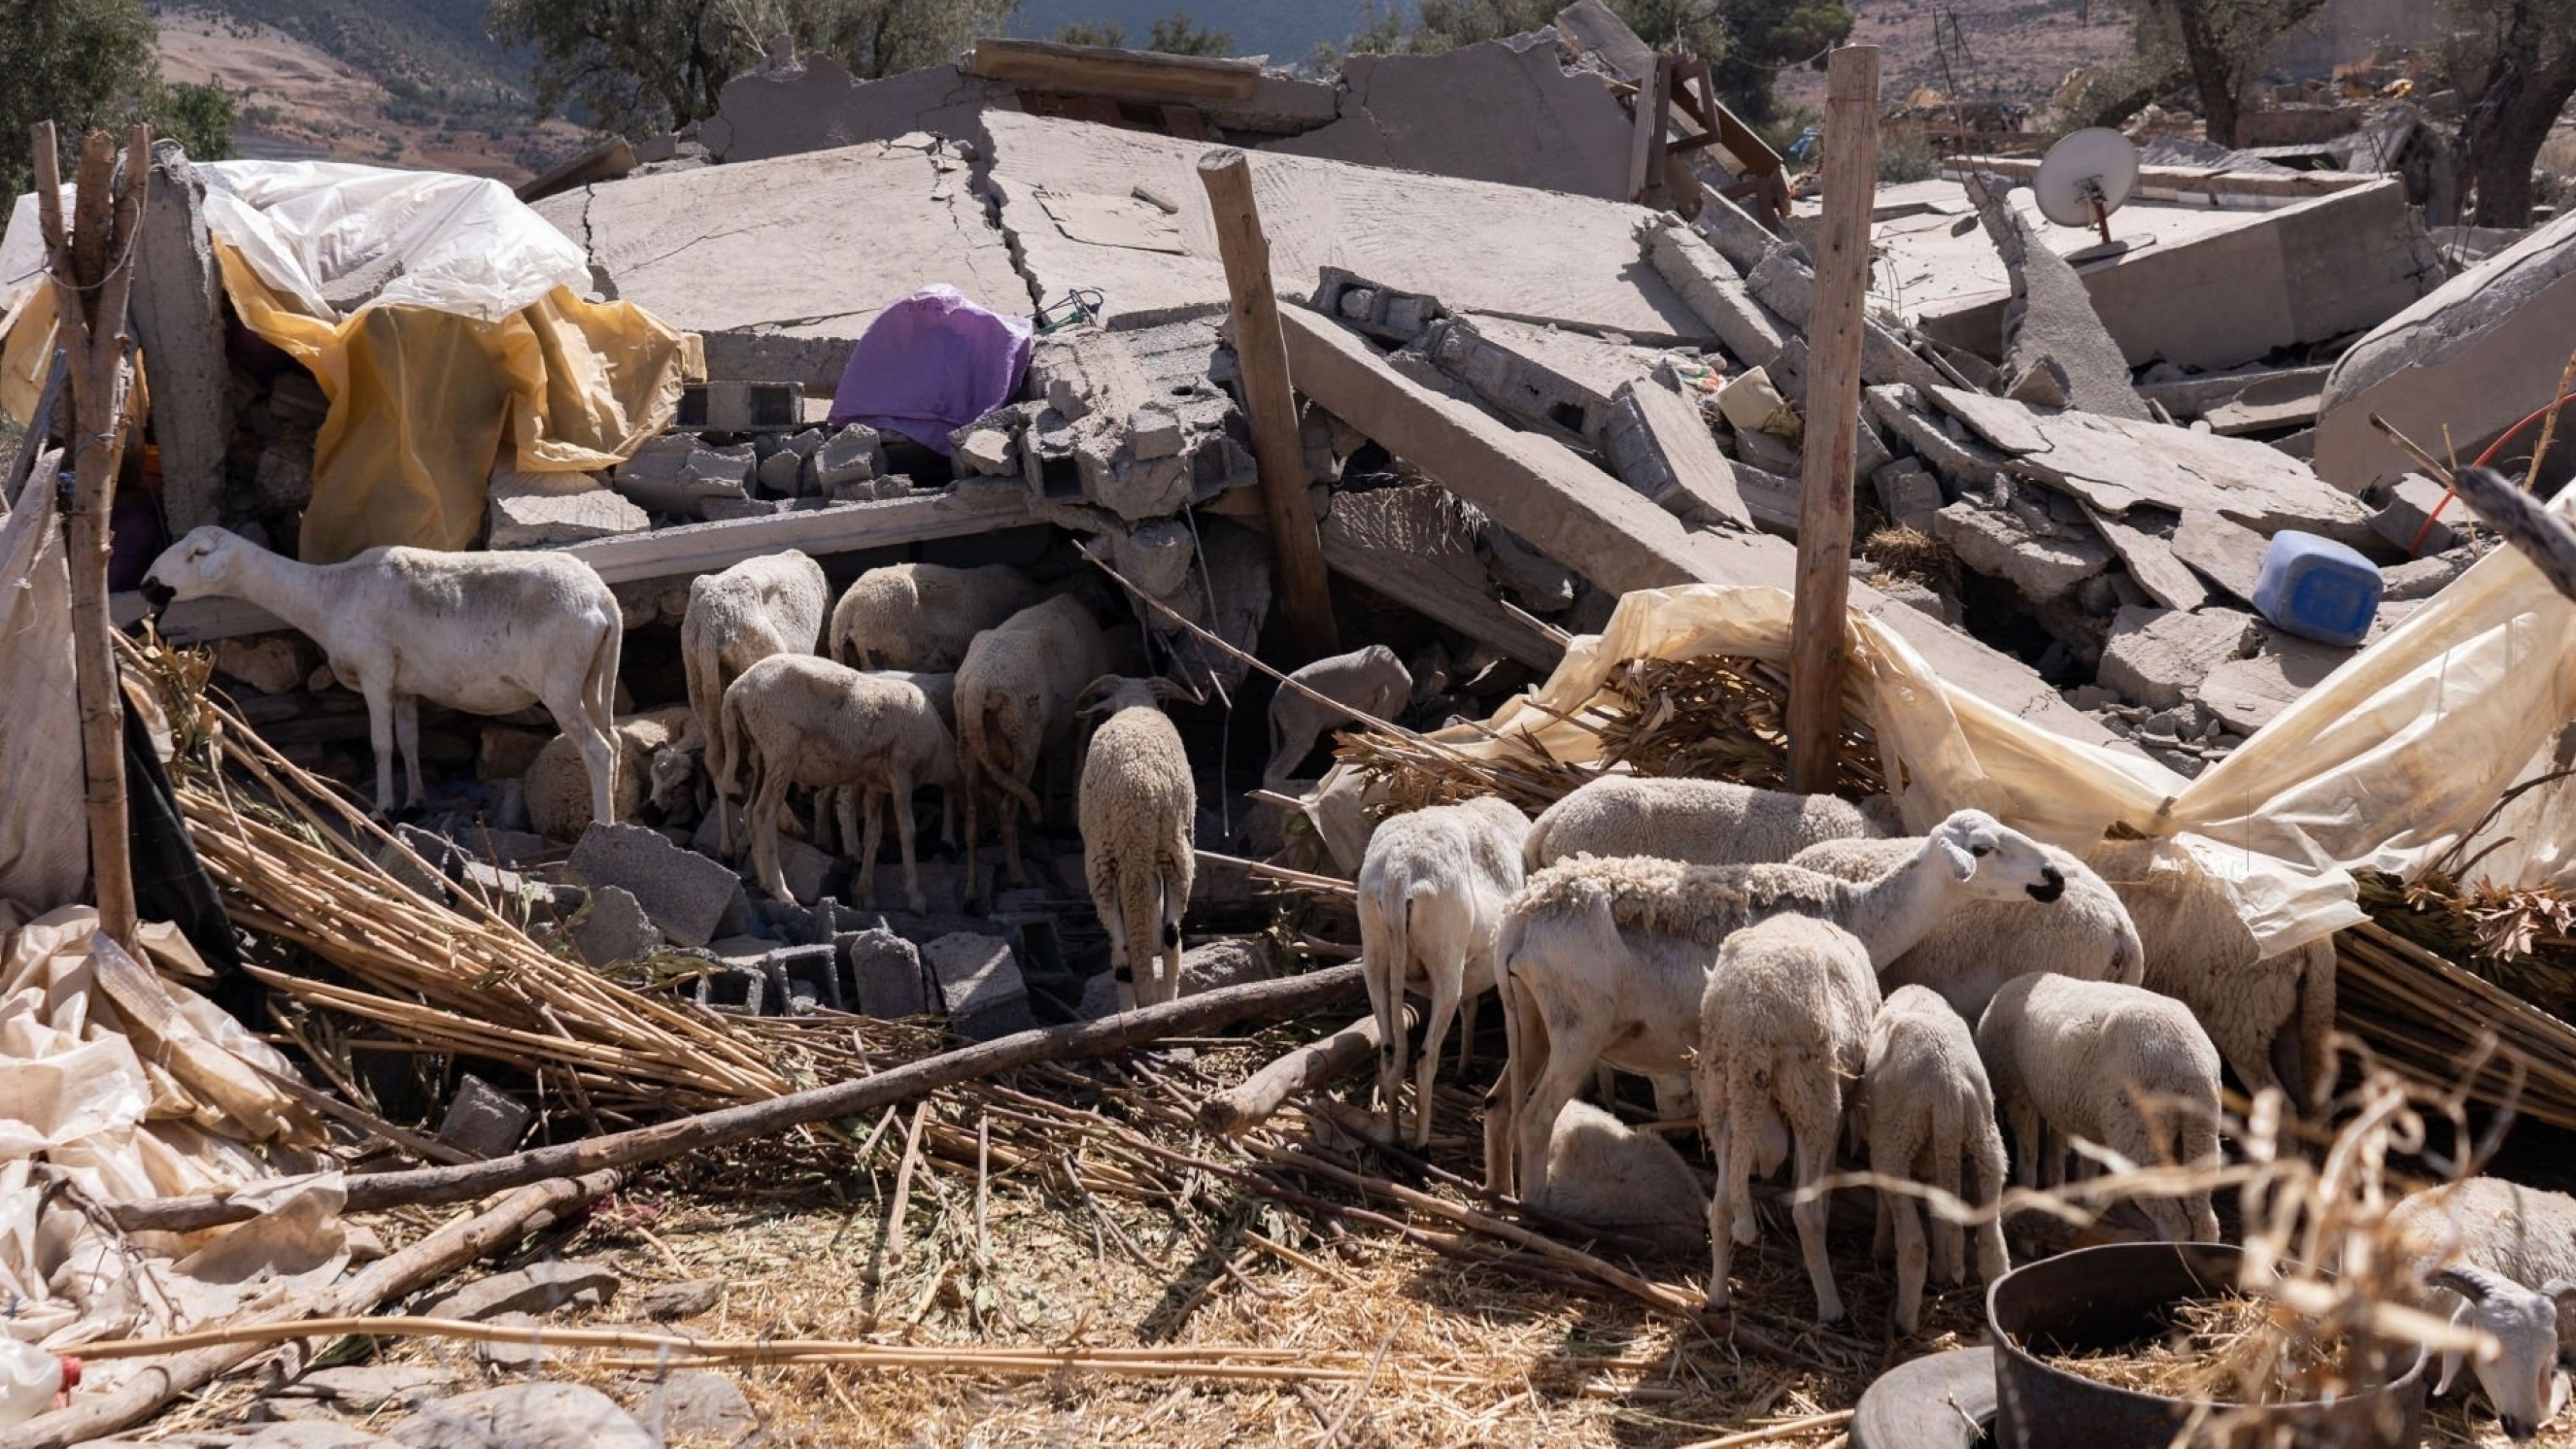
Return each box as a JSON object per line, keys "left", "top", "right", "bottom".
{"left": 1074, "top": 675, "right": 1125, "bottom": 715}
{"left": 1940, "top": 838, "right": 1978, "bottom": 882}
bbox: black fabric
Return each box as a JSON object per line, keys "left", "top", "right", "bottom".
{"left": 121, "top": 702, "right": 264, "bottom": 1027}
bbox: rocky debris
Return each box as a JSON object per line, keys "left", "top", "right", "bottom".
{"left": 416, "top": 1259, "right": 621, "bottom": 1322}
{"left": 1961, "top": 171, "right": 2151, "bottom": 421}
{"left": 843, "top": 926, "right": 933, "bottom": 1018}
{"left": 242, "top": 1424, "right": 407, "bottom": 1448}
{"left": 278, "top": 1366, "right": 458, "bottom": 1413}
{"left": 811, "top": 424, "right": 888, "bottom": 492}
{"left": 214, "top": 634, "right": 319, "bottom": 696}
{"left": 2097, "top": 606, "right": 2258, "bottom": 711}
{"left": 567, "top": 885, "right": 665, "bottom": 967}
{"left": 434, "top": 1073, "right": 534, "bottom": 1160}
{"left": 570, "top": 823, "right": 751, "bottom": 949}
{"left": 2382, "top": 547, "right": 2475, "bottom": 601}
{"left": 1872, "top": 459, "right": 1944, "bottom": 536}
{"left": 1935, "top": 487, "right": 2115, "bottom": 601}
{"left": 612, "top": 436, "right": 756, "bottom": 516}
{"left": 389, "top": 1383, "right": 655, "bottom": 1449}
{"left": 632, "top": 1279, "right": 726, "bottom": 1320}
{"left": 925, "top": 931, "right": 1034, "bottom": 1040}
{"left": 488, "top": 471, "right": 650, "bottom": 548}
{"left": 2199, "top": 626, "right": 2359, "bottom": 733}
{"left": 631, "top": 1371, "right": 762, "bottom": 1445}
{"left": 2367, "top": 473, "right": 2459, "bottom": 556}
{"left": 1636, "top": 216, "right": 1787, "bottom": 368}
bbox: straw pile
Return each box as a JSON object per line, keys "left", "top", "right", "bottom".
{"left": 2043, "top": 1294, "right": 2342, "bottom": 1403}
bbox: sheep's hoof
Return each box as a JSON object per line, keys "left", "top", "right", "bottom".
{"left": 905, "top": 894, "right": 928, "bottom": 914}
{"left": 1703, "top": 1286, "right": 1731, "bottom": 1312}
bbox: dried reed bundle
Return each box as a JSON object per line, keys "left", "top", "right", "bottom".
{"left": 2044, "top": 1294, "right": 2341, "bottom": 1403}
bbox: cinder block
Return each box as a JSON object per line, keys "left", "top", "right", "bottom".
{"left": 764, "top": 944, "right": 841, "bottom": 1013}
{"left": 924, "top": 932, "right": 1033, "bottom": 1040}
{"left": 843, "top": 928, "right": 931, "bottom": 1019}
{"left": 436, "top": 1074, "right": 533, "bottom": 1160}
{"left": 677, "top": 380, "right": 804, "bottom": 431}
{"left": 569, "top": 822, "right": 750, "bottom": 948}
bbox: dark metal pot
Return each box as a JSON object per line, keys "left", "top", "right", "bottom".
{"left": 1987, "top": 1242, "right": 2427, "bottom": 1449}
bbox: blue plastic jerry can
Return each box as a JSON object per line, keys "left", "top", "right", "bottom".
{"left": 2253, "top": 530, "right": 2382, "bottom": 647}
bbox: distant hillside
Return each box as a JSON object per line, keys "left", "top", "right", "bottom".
{"left": 1005, "top": 0, "right": 1379, "bottom": 67}
{"left": 150, "top": 1, "right": 593, "bottom": 181}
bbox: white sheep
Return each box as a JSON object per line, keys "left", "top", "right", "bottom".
{"left": 525, "top": 706, "right": 695, "bottom": 841}
{"left": 2391, "top": 1177, "right": 2576, "bottom": 1441}
{"left": 955, "top": 594, "right": 1108, "bottom": 899}
{"left": 1973, "top": 973, "right": 2223, "bottom": 1243}
{"left": 1523, "top": 776, "right": 1890, "bottom": 874}
{"left": 2085, "top": 837, "right": 2338, "bottom": 1106}
{"left": 1490, "top": 808, "right": 2068, "bottom": 1201}
{"left": 1790, "top": 835, "right": 2145, "bottom": 1020}
{"left": 682, "top": 551, "right": 829, "bottom": 859}
{"left": 1076, "top": 676, "right": 1198, "bottom": 1012}
{"left": 1266, "top": 645, "right": 1412, "bottom": 789}
{"left": 829, "top": 562, "right": 1042, "bottom": 670}
{"left": 1858, "top": 984, "right": 2013, "bottom": 1333}
{"left": 721, "top": 655, "right": 958, "bottom": 912}
{"left": 1527, "top": 1099, "right": 1707, "bottom": 1257}
{"left": 1355, "top": 793, "right": 1532, "bottom": 1147}
{"left": 141, "top": 526, "right": 620, "bottom": 821}
{"left": 812, "top": 671, "right": 958, "bottom": 854}
{"left": 1698, "top": 913, "right": 1881, "bottom": 1323}
{"left": 1301, "top": 765, "right": 1398, "bottom": 878}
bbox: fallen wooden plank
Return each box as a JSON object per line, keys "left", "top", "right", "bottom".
{"left": 965, "top": 37, "right": 1262, "bottom": 102}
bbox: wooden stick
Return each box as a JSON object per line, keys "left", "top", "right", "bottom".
{"left": 1675, "top": 1409, "right": 1856, "bottom": 1449}
{"left": 1197, "top": 147, "right": 1339, "bottom": 661}
{"left": 1199, "top": 1010, "right": 1398, "bottom": 1136}
{"left": 1785, "top": 47, "right": 1879, "bottom": 793}
{"left": 33, "top": 122, "right": 151, "bottom": 948}
{"left": 108, "top": 963, "right": 1368, "bottom": 1234}
{"left": 1194, "top": 848, "right": 1357, "bottom": 896}
{"left": 2448, "top": 464, "right": 2576, "bottom": 604}
{"left": 0, "top": 1171, "right": 619, "bottom": 1449}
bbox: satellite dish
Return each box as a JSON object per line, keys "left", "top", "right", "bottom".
{"left": 2033, "top": 127, "right": 2140, "bottom": 245}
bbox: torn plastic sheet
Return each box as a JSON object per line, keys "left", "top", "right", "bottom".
{"left": 1317, "top": 520, "right": 2576, "bottom": 958}
{"left": 1, "top": 907, "right": 342, "bottom": 1382}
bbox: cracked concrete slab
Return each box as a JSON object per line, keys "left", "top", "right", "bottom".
{"left": 983, "top": 111, "right": 1714, "bottom": 342}
{"left": 1266, "top": 32, "right": 1633, "bottom": 200}
{"left": 535, "top": 138, "right": 1028, "bottom": 390}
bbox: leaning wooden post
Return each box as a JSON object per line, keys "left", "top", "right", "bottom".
{"left": 1785, "top": 48, "right": 1880, "bottom": 794}
{"left": 31, "top": 121, "right": 150, "bottom": 947}
{"left": 1196, "top": 148, "right": 1340, "bottom": 661}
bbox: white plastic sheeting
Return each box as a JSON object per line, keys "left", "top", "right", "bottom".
{"left": 195, "top": 160, "right": 593, "bottom": 324}
{"left": 0, "top": 454, "right": 89, "bottom": 913}
{"left": 1326, "top": 500, "right": 2576, "bottom": 956}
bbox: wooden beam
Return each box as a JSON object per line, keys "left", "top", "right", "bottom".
{"left": 34, "top": 121, "right": 149, "bottom": 949}
{"left": 2438, "top": 464, "right": 2576, "bottom": 605}
{"left": 1196, "top": 148, "right": 1339, "bottom": 661}
{"left": 965, "top": 38, "right": 1261, "bottom": 103}
{"left": 1786, "top": 47, "right": 1879, "bottom": 794}
{"left": 1627, "top": 53, "right": 1674, "bottom": 207}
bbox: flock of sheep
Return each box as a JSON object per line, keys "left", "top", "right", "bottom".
{"left": 133, "top": 524, "right": 2576, "bottom": 1438}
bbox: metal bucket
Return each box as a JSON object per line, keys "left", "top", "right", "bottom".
{"left": 1987, "top": 1241, "right": 2427, "bottom": 1449}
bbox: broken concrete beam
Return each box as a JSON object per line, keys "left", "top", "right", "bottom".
{"left": 569, "top": 823, "right": 749, "bottom": 949}
{"left": 1420, "top": 313, "right": 1625, "bottom": 446}
{"left": 677, "top": 380, "right": 804, "bottom": 431}
{"left": 2098, "top": 605, "right": 2257, "bottom": 710}
{"left": 1636, "top": 216, "right": 1787, "bottom": 367}
{"left": 1733, "top": 423, "right": 1801, "bottom": 477}
{"left": 2135, "top": 363, "right": 2336, "bottom": 420}
{"left": 1743, "top": 245, "right": 1948, "bottom": 393}
{"left": 924, "top": 931, "right": 1034, "bottom": 1041}
{"left": 488, "top": 472, "right": 651, "bottom": 548}
{"left": 612, "top": 436, "right": 756, "bottom": 516}
{"left": 1604, "top": 379, "right": 1752, "bottom": 530}
{"left": 1311, "top": 266, "right": 1447, "bottom": 344}
{"left": 436, "top": 1074, "right": 535, "bottom": 1161}
{"left": 2368, "top": 473, "right": 2458, "bottom": 556}
{"left": 1731, "top": 463, "right": 1802, "bottom": 535}
{"left": 1109, "top": 517, "right": 1197, "bottom": 599}
{"left": 1935, "top": 493, "right": 2114, "bottom": 601}
{"left": 1032, "top": 329, "right": 1159, "bottom": 424}
{"left": 127, "top": 142, "right": 233, "bottom": 538}
{"left": 2381, "top": 547, "right": 2473, "bottom": 602}
{"left": 1317, "top": 484, "right": 1566, "bottom": 671}
{"left": 1962, "top": 172, "right": 2150, "bottom": 422}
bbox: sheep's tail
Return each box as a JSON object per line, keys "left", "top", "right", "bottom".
{"left": 1358, "top": 865, "right": 1409, "bottom": 1132}
{"left": 2293, "top": 938, "right": 2338, "bottom": 1110}
{"left": 990, "top": 691, "right": 1045, "bottom": 818}
{"left": 1721, "top": 1047, "right": 1772, "bottom": 1247}
{"left": 684, "top": 622, "right": 728, "bottom": 800}
{"left": 1116, "top": 852, "right": 1166, "bottom": 1005}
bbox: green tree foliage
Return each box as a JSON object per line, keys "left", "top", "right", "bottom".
{"left": 0, "top": 0, "right": 238, "bottom": 197}
{"left": 1146, "top": 11, "right": 1233, "bottom": 55}
{"left": 2133, "top": 0, "right": 2325, "bottom": 147}
{"left": 1055, "top": 19, "right": 1128, "bottom": 45}
{"left": 1705, "top": 0, "right": 1851, "bottom": 125}
{"left": 490, "top": 0, "right": 1018, "bottom": 140}
{"left": 2441, "top": 0, "right": 2576, "bottom": 226}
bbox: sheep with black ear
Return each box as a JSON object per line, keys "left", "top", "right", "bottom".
{"left": 1265, "top": 645, "right": 1411, "bottom": 790}
{"left": 1355, "top": 793, "right": 1531, "bottom": 1147}
{"left": 140, "top": 526, "right": 620, "bottom": 822}
{"left": 2391, "top": 1177, "right": 2576, "bottom": 1441}
{"left": 1077, "top": 676, "right": 1198, "bottom": 1010}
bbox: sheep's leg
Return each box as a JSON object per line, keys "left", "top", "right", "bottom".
{"left": 963, "top": 771, "right": 983, "bottom": 907}
{"left": 1514, "top": 1031, "right": 1599, "bottom": 1206}
{"left": 750, "top": 765, "right": 796, "bottom": 904}
{"left": 1101, "top": 879, "right": 1134, "bottom": 1014}
{"left": 1000, "top": 771, "right": 1031, "bottom": 887}
{"left": 1483, "top": 966, "right": 1530, "bottom": 1196}
{"left": 2105, "top": 1115, "right": 2193, "bottom": 1242}
{"left": 2007, "top": 1096, "right": 2045, "bottom": 1190}
{"left": 1414, "top": 965, "right": 1464, "bottom": 1151}
{"left": 1971, "top": 1132, "right": 2012, "bottom": 1284}
{"left": 811, "top": 789, "right": 836, "bottom": 857}
{"left": 1153, "top": 870, "right": 1183, "bottom": 1008}
{"left": 1929, "top": 1145, "right": 1965, "bottom": 1286}
{"left": 891, "top": 768, "right": 926, "bottom": 914}
{"left": 1888, "top": 1178, "right": 1927, "bottom": 1335}
{"left": 1360, "top": 885, "right": 1407, "bottom": 1139}
{"left": 356, "top": 679, "right": 398, "bottom": 815}
{"left": 394, "top": 695, "right": 425, "bottom": 809}
{"left": 1701, "top": 1059, "right": 1740, "bottom": 1310}
{"left": 1790, "top": 1103, "right": 1846, "bottom": 1325}
{"left": 859, "top": 786, "right": 888, "bottom": 914}
{"left": 2175, "top": 1113, "right": 2222, "bottom": 1244}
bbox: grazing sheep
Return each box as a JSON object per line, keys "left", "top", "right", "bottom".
{"left": 683, "top": 552, "right": 829, "bottom": 859}
{"left": 140, "top": 526, "right": 620, "bottom": 820}
{"left": 1523, "top": 776, "right": 1889, "bottom": 874}
{"left": 2085, "top": 837, "right": 2338, "bottom": 1106}
{"left": 955, "top": 594, "right": 1108, "bottom": 900}
{"left": 1491, "top": 809, "right": 2067, "bottom": 1201}
{"left": 813, "top": 671, "right": 958, "bottom": 854}
{"left": 1973, "top": 974, "right": 2223, "bottom": 1243}
{"left": 1265, "top": 645, "right": 1412, "bottom": 789}
{"left": 1076, "top": 676, "right": 1198, "bottom": 1012}
{"left": 525, "top": 707, "right": 695, "bottom": 841}
{"left": 1858, "top": 984, "right": 2012, "bottom": 1333}
{"left": 1790, "top": 836, "right": 2145, "bottom": 1020}
{"left": 2392, "top": 1177, "right": 2576, "bottom": 1440}
{"left": 829, "top": 562, "right": 1042, "bottom": 670}
{"left": 721, "top": 656, "right": 958, "bottom": 911}
{"left": 1355, "top": 793, "right": 1532, "bottom": 1147}
{"left": 1696, "top": 914, "right": 1880, "bottom": 1323}
{"left": 1527, "top": 1100, "right": 1707, "bottom": 1257}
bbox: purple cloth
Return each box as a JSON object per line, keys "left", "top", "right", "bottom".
{"left": 828, "top": 285, "right": 1034, "bottom": 454}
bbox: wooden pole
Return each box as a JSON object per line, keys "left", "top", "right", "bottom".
{"left": 1785, "top": 48, "right": 1880, "bottom": 794}
{"left": 31, "top": 122, "right": 149, "bottom": 947}
{"left": 1195, "top": 148, "right": 1339, "bottom": 661}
